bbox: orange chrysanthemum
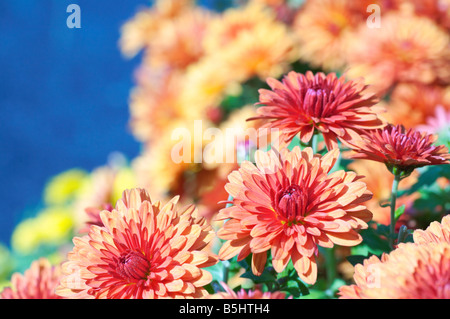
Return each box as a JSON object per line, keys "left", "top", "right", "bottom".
{"left": 385, "top": 83, "right": 450, "bottom": 129}
{"left": 346, "top": 12, "right": 450, "bottom": 94}
{"left": 203, "top": 2, "right": 296, "bottom": 81}
{"left": 292, "top": 0, "right": 365, "bottom": 71}
{"left": 413, "top": 214, "right": 450, "bottom": 244}
{"left": 339, "top": 238, "right": 450, "bottom": 299}
{"left": 209, "top": 282, "right": 291, "bottom": 299}
{"left": 216, "top": 147, "right": 373, "bottom": 284}
{"left": 56, "top": 188, "right": 217, "bottom": 299}
{"left": 0, "top": 258, "right": 62, "bottom": 299}
{"left": 144, "top": 8, "right": 213, "bottom": 70}
{"left": 349, "top": 124, "right": 450, "bottom": 172}
{"left": 340, "top": 214, "right": 450, "bottom": 299}
{"left": 250, "top": 71, "right": 385, "bottom": 150}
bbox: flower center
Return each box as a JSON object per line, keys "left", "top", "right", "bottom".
{"left": 275, "top": 185, "right": 308, "bottom": 224}
{"left": 303, "top": 87, "right": 335, "bottom": 119}
{"left": 116, "top": 250, "right": 150, "bottom": 281}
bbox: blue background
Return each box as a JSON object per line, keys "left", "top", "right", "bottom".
{"left": 0, "top": 0, "right": 231, "bottom": 247}
{"left": 0, "top": 0, "right": 153, "bottom": 247}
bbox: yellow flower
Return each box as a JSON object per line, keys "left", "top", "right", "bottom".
{"left": 43, "top": 169, "right": 88, "bottom": 206}
{"left": 11, "top": 207, "right": 74, "bottom": 254}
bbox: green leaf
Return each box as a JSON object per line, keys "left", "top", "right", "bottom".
{"left": 240, "top": 268, "right": 277, "bottom": 284}
{"left": 359, "top": 224, "right": 391, "bottom": 254}
{"left": 394, "top": 204, "right": 406, "bottom": 220}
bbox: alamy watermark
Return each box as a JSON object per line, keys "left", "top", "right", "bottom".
{"left": 367, "top": 4, "right": 381, "bottom": 29}
{"left": 170, "top": 120, "right": 280, "bottom": 165}
{"left": 66, "top": 4, "right": 81, "bottom": 29}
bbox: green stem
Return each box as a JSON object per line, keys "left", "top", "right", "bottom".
{"left": 311, "top": 132, "right": 319, "bottom": 154}
{"left": 325, "top": 246, "right": 337, "bottom": 289}
{"left": 389, "top": 168, "right": 401, "bottom": 249}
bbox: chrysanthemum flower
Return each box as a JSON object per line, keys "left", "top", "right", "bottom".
{"left": 250, "top": 71, "right": 385, "bottom": 150}
{"left": 417, "top": 105, "right": 450, "bottom": 134}
{"left": 119, "top": 0, "right": 195, "bottom": 58}
{"left": 56, "top": 188, "right": 217, "bottom": 299}
{"left": 144, "top": 8, "right": 213, "bottom": 70}
{"left": 0, "top": 258, "right": 62, "bottom": 299}
{"left": 209, "top": 282, "right": 291, "bottom": 299}
{"left": 346, "top": 12, "right": 450, "bottom": 94}
{"left": 400, "top": 0, "right": 450, "bottom": 30}
{"left": 385, "top": 83, "right": 450, "bottom": 129}
{"left": 291, "top": 0, "right": 366, "bottom": 71}
{"left": 203, "top": 2, "right": 296, "bottom": 82}
{"left": 216, "top": 147, "right": 373, "bottom": 284}
{"left": 215, "top": 17, "right": 297, "bottom": 81}
{"left": 202, "top": 2, "right": 276, "bottom": 55}
{"left": 413, "top": 214, "right": 450, "bottom": 244}
{"left": 339, "top": 242, "right": 450, "bottom": 299}
{"left": 348, "top": 160, "right": 418, "bottom": 226}
{"left": 349, "top": 124, "right": 450, "bottom": 173}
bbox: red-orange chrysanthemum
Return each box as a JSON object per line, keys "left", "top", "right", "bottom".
{"left": 349, "top": 124, "right": 450, "bottom": 172}
{"left": 208, "top": 282, "right": 291, "bottom": 299}
{"left": 56, "top": 188, "right": 217, "bottom": 299}
{"left": 413, "top": 214, "right": 450, "bottom": 244}
{"left": 339, "top": 214, "right": 450, "bottom": 299}
{"left": 216, "top": 147, "right": 373, "bottom": 284}
{"left": 0, "top": 258, "right": 62, "bottom": 299}
{"left": 338, "top": 242, "right": 450, "bottom": 299}
{"left": 250, "top": 71, "right": 385, "bottom": 150}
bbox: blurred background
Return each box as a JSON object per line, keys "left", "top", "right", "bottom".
{"left": 0, "top": 0, "right": 229, "bottom": 247}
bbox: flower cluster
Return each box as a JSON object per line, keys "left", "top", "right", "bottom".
{"left": 1, "top": 0, "right": 450, "bottom": 300}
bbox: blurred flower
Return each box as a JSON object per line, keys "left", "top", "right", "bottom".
{"left": 43, "top": 169, "right": 88, "bottom": 206}
{"left": 11, "top": 207, "right": 74, "bottom": 255}
{"left": 349, "top": 124, "right": 450, "bottom": 173}
{"left": 56, "top": 188, "right": 217, "bottom": 299}
{"left": 416, "top": 105, "right": 450, "bottom": 134}
{"left": 400, "top": 0, "right": 450, "bottom": 30}
{"left": 208, "top": 282, "right": 291, "bottom": 299}
{"left": 292, "top": 0, "right": 365, "bottom": 71}
{"left": 119, "top": 0, "right": 195, "bottom": 58}
{"left": 216, "top": 17, "right": 297, "bottom": 81}
{"left": 346, "top": 12, "right": 450, "bottom": 94}
{"left": 339, "top": 242, "right": 450, "bottom": 298}
{"left": 179, "top": 56, "right": 242, "bottom": 117}
{"left": 413, "top": 214, "right": 450, "bottom": 244}
{"left": 143, "top": 8, "right": 213, "bottom": 70}
{"left": 216, "top": 147, "right": 372, "bottom": 284}
{"left": 203, "top": 2, "right": 276, "bottom": 55}
{"left": 0, "top": 258, "right": 62, "bottom": 299}
{"left": 386, "top": 83, "right": 450, "bottom": 129}
{"left": 203, "top": 2, "right": 297, "bottom": 81}
{"left": 250, "top": 71, "right": 385, "bottom": 150}
{"left": 72, "top": 160, "right": 137, "bottom": 232}
{"left": 128, "top": 68, "right": 187, "bottom": 145}
{"left": 348, "top": 160, "right": 419, "bottom": 226}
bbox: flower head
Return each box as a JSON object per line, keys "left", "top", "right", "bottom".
{"left": 349, "top": 124, "right": 450, "bottom": 174}
{"left": 340, "top": 214, "right": 450, "bottom": 299}
{"left": 292, "top": 0, "right": 365, "bottom": 71}
{"left": 1, "top": 258, "right": 62, "bottom": 299}
{"left": 385, "top": 83, "right": 450, "bottom": 129}
{"left": 346, "top": 12, "right": 450, "bottom": 94}
{"left": 413, "top": 214, "right": 450, "bottom": 244}
{"left": 216, "top": 147, "right": 373, "bottom": 284}
{"left": 56, "top": 188, "right": 217, "bottom": 299}
{"left": 250, "top": 71, "right": 385, "bottom": 150}
{"left": 339, "top": 242, "right": 450, "bottom": 299}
